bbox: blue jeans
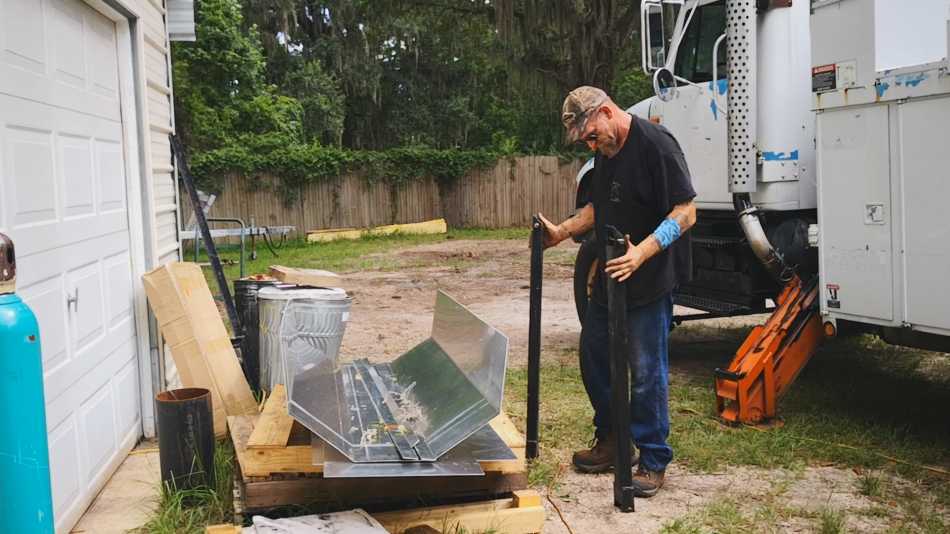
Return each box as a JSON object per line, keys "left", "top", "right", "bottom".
{"left": 579, "top": 294, "right": 674, "bottom": 472}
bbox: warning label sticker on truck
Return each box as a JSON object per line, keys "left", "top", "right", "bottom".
{"left": 812, "top": 64, "right": 836, "bottom": 92}
{"left": 826, "top": 284, "right": 841, "bottom": 309}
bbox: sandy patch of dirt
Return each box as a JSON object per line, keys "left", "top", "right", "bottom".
{"left": 339, "top": 239, "right": 762, "bottom": 367}
{"left": 542, "top": 465, "right": 910, "bottom": 533}
{"left": 338, "top": 239, "right": 583, "bottom": 366}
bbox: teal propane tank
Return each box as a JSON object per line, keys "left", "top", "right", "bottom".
{"left": 0, "top": 233, "right": 54, "bottom": 532}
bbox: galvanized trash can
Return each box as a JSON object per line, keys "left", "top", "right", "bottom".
{"left": 233, "top": 276, "right": 280, "bottom": 392}
{"left": 258, "top": 286, "right": 351, "bottom": 395}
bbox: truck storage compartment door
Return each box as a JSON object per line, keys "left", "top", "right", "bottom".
{"left": 898, "top": 96, "right": 950, "bottom": 334}
{"left": 816, "top": 105, "right": 894, "bottom": 322}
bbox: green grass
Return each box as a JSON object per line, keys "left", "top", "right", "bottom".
{"left": 857, "top": 470, "right": 884, "bottom": 498}
{"left": 190, "top": 226, "right": 530, "bottom": 284}
{"left": 139, "top": 441, "right": 235, "bottom": 534}
{"left": 817, "top": 508, "right": 848, "bottom": 534}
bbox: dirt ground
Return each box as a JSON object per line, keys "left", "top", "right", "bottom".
{"left": 339, "top": 238, "right": 758, "bottom": 365}
{"left": 331, "top": 238, "right": 944, "bottom": 533}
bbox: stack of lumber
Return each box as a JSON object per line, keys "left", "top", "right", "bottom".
{"left": 229, "top": 386, "right": 530, "bottom": 512}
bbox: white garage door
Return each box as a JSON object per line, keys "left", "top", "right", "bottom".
{"left": 0, "top": 0, "right": 142, "bottom": 531}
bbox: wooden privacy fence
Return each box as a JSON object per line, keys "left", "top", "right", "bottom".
{"left": 204, "top": 156, "right": 585, "bottom": 236}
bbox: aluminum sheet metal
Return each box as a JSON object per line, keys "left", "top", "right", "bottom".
{"left": 320, "top": 422, "right": 516, "bottom": 478}
{"left": 288, "top": 290, "right": 509, "bottom": 463}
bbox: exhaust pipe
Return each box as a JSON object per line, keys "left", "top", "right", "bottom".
{"left": 734, "top": 193, "right": 794, "bottom": 283}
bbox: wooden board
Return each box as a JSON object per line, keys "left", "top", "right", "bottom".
{"left": 230, "top": 413, "right": 526, "bottom": 479}
{"left": 306, "top": 218, "right": 447, "bottom": 243}
{"left": 246, "top": 385, "right": 295, "bottom": 449}
{"left": 374, "top": 491, "right": 544, "bottom": 534}
{"left": 232, "top": 413, "right": 526, "bottom": 477}
{"left": 207, "top": 491, "right": 544, "bottom": 534}
{"left": 238, "top": 471, "right": 529, "bottom": 511}
{"left": 142, "top": 262, "right": 258, "bottom": 437}
{"left": 268, "top": 266, "right": 344, "bottom": 288}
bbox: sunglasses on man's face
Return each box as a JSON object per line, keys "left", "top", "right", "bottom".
{"left": 579, "top": 108, "right": 603, "bottom": 144}
{"left": 582, "top": 130, "right": 600, "bottom": 144}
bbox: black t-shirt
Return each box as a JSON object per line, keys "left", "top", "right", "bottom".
{"left": 590, "top": 115, "right": 696, "bottom": 307}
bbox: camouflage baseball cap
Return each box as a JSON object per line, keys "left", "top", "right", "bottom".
{"left": 561, "top": 86, "right": 608, "bottom": 143}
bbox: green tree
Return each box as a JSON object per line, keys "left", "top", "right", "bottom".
{"left": 172, "top": 0, "right": 302, "bottom": 150}
{"left": 281, "top": 59, "right": 346, "bottom": 146}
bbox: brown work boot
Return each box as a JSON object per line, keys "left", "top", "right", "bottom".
{"left": 631, "top": 466, "right": 665, "bottom": 497}
{"left": 571, "top": 433, "right": 638, "bottom": 473}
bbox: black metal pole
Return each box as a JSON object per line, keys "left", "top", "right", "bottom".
{"left": 605, "top": 225, "right": 635, "bottom": 512}
{"left": 526, "top": 215, "right": 544, "bottom": 460}
{"left": 170, "top": 135, "right": 242, "bottom": 334}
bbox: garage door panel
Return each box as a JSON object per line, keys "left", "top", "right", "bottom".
{"left": 7, "top": 125, "right": 58, "bottom": 227}
{"left": 0, "top": 65, "right": 120, "bottom": 122}
{"left": 59, "top": 133, "right": 95, "bottom": 218}
{"left": 15, "top": 231, "right": 131, "bottom": 285}
{"left": 45, "top": 337, "right": 135, "bottom": 431}
{"left": 114, "top": 359, "right": 140, "bottom": 437}
{"left": 48, "top": 417, "right": 82, "bottom": 522}
{"left": 12, "top": 216, "right": 129, "bottom": 270}
{"left": 66, "top": 260, "right": 104, "bottom": 352}
{"left": 44, "top": 313, "right": 134, "bottom": 410}
{"left": 50, "top": 0, "right": 87, "bottom": 88}
{"left": 104, "top": 251, "right": 133, "bottom": 327}
{"left": 80, "top": 385, "right": 117, "bottom": 483}
{"left": 85, "top": 7, "right": 118, "bottom": 99}
{"left": 97, "top": 138, "right": 125, "bottom": 212}
{"left": 19, "top": 275, "right": 70, "bottom": 371}
{"left": 1, "top": 0, "right": 47, "bottom": 72}
{"left": 1, "top": 0, "right": 120, "bottom": 122}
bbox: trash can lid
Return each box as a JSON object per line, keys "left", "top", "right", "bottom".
{"left": 258, "top": 285, "right": 348, "bottom": 301}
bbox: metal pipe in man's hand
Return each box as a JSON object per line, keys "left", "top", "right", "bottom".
{"left": 605, "top": 224, "right": 635, "bottom": 512}
{"left": 526, "top": 215, "right": 544, "bottom": 460}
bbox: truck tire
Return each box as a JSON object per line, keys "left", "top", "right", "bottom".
{"left": 573, "top": 238, "right": 599, "bottom": 324}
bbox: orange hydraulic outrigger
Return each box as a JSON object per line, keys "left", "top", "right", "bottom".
{"left": 714, "top": 275, "right": 828, "bottom": 424}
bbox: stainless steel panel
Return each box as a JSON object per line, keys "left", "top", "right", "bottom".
{"left": 289, "top": 290, "right": 509, "bottom": 463}
{"left": 320, "top": 424, "right": 516, "bottom": 478}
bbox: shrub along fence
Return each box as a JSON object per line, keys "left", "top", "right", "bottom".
{"left": 202, "top": 156, "right": 584, "bottom": 236}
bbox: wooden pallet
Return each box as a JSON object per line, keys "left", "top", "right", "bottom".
{"left": 229, "top": 386, "right": 529, "bottom": 512}
{"left": 208, "top": 490, "right": 544, "bottom": 534}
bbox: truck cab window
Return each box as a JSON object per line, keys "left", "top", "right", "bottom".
{"left": 674, "top": 1, "right": 727, "bottom": 84}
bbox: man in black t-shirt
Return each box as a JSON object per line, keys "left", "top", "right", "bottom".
{"left": 539, "top": 86, "right": 696, "bottom": 497}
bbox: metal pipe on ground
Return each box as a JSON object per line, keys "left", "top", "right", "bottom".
{"left": 156, "top": 388, "right": 216, "bottom": 494}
